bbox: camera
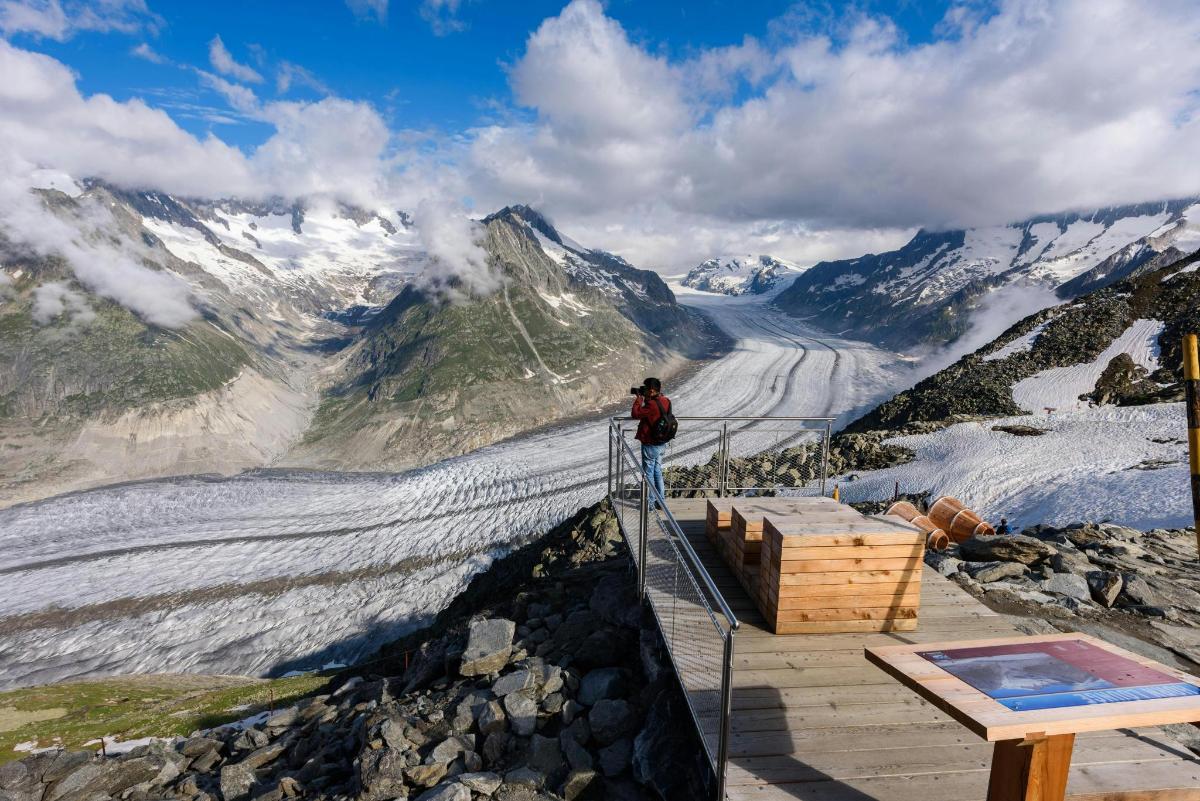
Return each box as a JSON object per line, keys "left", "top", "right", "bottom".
{"left": 630, "top": 386, "right": 645, "bottom": 396}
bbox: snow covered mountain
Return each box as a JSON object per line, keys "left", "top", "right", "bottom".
{"left": 681, "top": 254, "right": 801, "bottom": 295}
{"left": 288, "top": 205, "right": 720, "bottom": 470}
{"left": 0, "top": 187, "right": 713, "bottom": 506}
{"left": 775, "top": 199, "right": 1200, "bottom": 349}
{"left": 835, "top": 248, "right": 1200, "bottom": 529}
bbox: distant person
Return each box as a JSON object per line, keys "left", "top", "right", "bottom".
{"left": 996, "top": 517, "right": 1011, "bottom": 536}
{"left": 631, "top": 377, "right": 675, "bottom": 507}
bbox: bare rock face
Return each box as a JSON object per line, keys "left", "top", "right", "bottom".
{"left": 460, "top": 618, "right": 516, "bottom": 677}
{"left": 959, "top": 534, "right": 1056, "bottom": 565}
{"left": 962, "top": 561, "right": 1026, "bottom": 583}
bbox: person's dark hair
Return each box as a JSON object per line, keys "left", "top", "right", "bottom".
{"left": 644, "top": 377, "right": 662, "bottom": 391}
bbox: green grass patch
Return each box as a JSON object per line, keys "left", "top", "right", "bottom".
{"left": 0, "top": 673, "right": 329, "bottom": 765}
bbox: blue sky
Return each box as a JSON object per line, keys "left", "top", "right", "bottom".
{"left": 18, "top": 1, "right": 971, "bottom": 150}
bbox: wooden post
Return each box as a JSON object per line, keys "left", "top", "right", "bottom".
{"left": 986, "top": 733, "right": 1075, "bottom": 801}
{"left": 1184, "top": 334, "right": 1200, "bottom": 558}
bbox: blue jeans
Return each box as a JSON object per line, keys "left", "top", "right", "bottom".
{"left": 641, "top": 443, "right": 666, "bottom": 507}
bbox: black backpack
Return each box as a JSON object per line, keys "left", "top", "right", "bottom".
{"left": 650, "top": 397, "right": 678, "bottom": 444}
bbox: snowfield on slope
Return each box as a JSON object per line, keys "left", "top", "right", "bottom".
{"left": 837, "top": 403, "right": 1190, "bottom": 532}
{"left": 1011, "top": 318, "right": 1164, "bottom": 412}
{"left": 0, "top": 291, "right": 908, "bottom": 689}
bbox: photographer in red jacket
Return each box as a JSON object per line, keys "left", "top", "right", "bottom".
{"left": 631, "top": 377, "right": 670, "bottom": 507}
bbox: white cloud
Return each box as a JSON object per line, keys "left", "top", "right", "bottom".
{"left": 0, "top": 0, "right": 160, "bottom": 41}
{"left": 1, "top": 154, "right": 198, "bottom": 328}
{"left": 345, "top": 0, "right": 386, "bottom": 23}
{"left": 419, "top": 0, "right": 464, "bottom": 35}
{"left": 129, "top": 41, "right": 166, "bottom": 64}
{"left": 456, "top": 0, "right": 1200, "bottom": 268}
{"left": 276, "top": 61, "right": 330, "bottom": 96}
{"left": 413, "top": 198, "right": 495, "bottom": 297}
{"left": 208, "top": 35, "right": 262, "bottom": 84}
{"left": 32, "top": 280, "right": 96, "bottom": 326}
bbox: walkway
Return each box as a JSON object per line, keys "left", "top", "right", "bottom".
{"left": 666, "top": 498, "right": 1200, "bottom": 801}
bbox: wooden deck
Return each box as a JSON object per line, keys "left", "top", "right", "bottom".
{"left": 665, "top": 499, "right": 1200, "bottom": 801}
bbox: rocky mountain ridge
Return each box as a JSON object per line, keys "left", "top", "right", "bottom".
{"left": 0, "top": 186, "right": 718, "bottom": 506}
{"left": 774, "top": 198, "right": 1200, "bottom": 349}
{"left": 843, "top": 250, "right": 1200, "bottom": 435}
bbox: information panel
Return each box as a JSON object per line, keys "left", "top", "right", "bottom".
{"left": 918, "top": 639, "right": 1200, "bottom": 711}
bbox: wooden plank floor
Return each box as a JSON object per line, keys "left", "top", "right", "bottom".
{"left": 664, "top": 499, "right": 1200, "bottom": 801}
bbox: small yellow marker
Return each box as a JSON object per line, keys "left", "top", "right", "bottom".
{"left": 1184, "top": 334, "right": 1200, "bottom": 558}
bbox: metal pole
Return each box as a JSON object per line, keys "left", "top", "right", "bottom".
{"left": 1184, "top": 333, "right": 1200, "bottom": 558}
{"left": 718, "top": 422, "right": 729, "bottom": 497}
{"left": 607, "top": 422, "right": 614, "bottom": 500}
{"left": 637, "top": 474, "right": 649, "bottom": 598}
{"left": 715, "top": 628, "right": 736, "bottom": 801}
{"left": 819, "top": 421, "right": 831, "bottom": 496}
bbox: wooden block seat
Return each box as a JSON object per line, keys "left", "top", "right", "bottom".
{"left": 724, "top": 498, "right": 856, "bottom": 596}
{"left": 757, "top": 513, "right": 926, "bottom": 634}
{"left": 704, "top": 498, "right": 738, "bottom": 546}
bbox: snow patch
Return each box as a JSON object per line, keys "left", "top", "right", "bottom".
{"left": 1011, "top": 319, "right": 1164, "bottom": 412}
{"left": 982, "top": 319, "right": 1054, "bottom": 362}
{"left": 838, "top": 403, "right": 1190, "bottom": 531}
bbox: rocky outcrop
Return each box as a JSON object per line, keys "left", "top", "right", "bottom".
{"left": 4, "top": 502, "right": 708, "bottom": 801}
{"left": 663, "top": 430, "right": 914, "bottom": 498}
{"left": 930, "top": 521, "right": 1200, "bottom": 669}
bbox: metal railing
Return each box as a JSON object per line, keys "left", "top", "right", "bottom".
{"left": 606, "top": 415, "right": 834, "bottom": 798}
{"left": 608, "top": 421, "right": 739, "bottom": 799}
{"left": 613, "top": 415, "right": 835, "bottom": 497}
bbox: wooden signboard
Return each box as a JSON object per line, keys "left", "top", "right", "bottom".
{"left": 866, "top": 633, "right": 1200, "bottom": 801}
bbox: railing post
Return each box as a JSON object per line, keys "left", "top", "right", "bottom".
{"left": 607, "top": 422, "right": 614, "bottom": 500}
{"left": 715, "top": 627, "right": 736, "bottom": 801}
{"left": 637, "top": 474, "right": 649, "bottom": 599}
{"left": 819, "top": 421, "right": 832, "bottom": 496}
{"left": 717, "top": 422, "right": 729, "bottom": 497}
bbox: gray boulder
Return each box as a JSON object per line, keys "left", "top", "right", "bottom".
{"left": 587, "top": 699, "right": 636, "bottom": 746}
{"left": 458, "top": 771, "right": 502, "bottom": 795}
{"left": 597, "top": 738, "right": 631, "bottom": 777}
{"left": 461, "top": 619, "right": 516, "bottom": 677}
{"left": 358, "top": 748, "right": 409, "bottom": 801}
{"left": 503, "top": 767, "right": 545, "bottom": 789}
{"left": 959, "top": 535, "right": 1056, "bottom": 565}
{"left": 220, "top": 743, "right": 286, "bottom": 801}
{"left": 527, "top": 735, "right": 563, "bottom": 778}
{"left": 1041, "top": 573, "right": 1091, "bottom": 602}
{"left": 493, "top": 669, "right": 536, "bottom": 697}
{"left": 561, "top": 768, "right": 601, "bottom": 801}
{"left": 416, "top": 782, "right": 470, "bottom": 801}
{"left": 962, "top": 561, "right": 1026, "bottom": 583}
{"left": 925, "top": 553, "right": 961, "bottom": 577}
{"left": 478, "top": 700, "right": 506, "bottom": 734}
{"left": 503, "top": 692, "right": 538, "bottom": 737}
{"left": 578, "top": 668, "right": 626, "bottom": 706}
{"left": 1086, "top": 571, "right": 1123, "bottom": 607}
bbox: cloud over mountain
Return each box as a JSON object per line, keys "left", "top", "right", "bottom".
{"left": 2, "top": 0, "right": 1200, "bottom": 272}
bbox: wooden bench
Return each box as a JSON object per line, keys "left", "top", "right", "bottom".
{"left": 708, "top": 498, "right": 856, "bottom": 598}
{"left": 758, "top": 512, "right": 926, "bottom": 634}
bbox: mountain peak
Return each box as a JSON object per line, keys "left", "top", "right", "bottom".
{"left": 483, "top": 204, "right": 563, "bottom": 246}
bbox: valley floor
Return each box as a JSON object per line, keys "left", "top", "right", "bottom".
{"left": 0, "top": 290, "right": 910, "bottom": 689}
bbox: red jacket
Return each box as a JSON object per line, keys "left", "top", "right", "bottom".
{"left": 631, "top": 394, "right": 671, "bottom": 444}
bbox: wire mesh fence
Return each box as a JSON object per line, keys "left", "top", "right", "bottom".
{"left": 614, "top": 416, "right": 834, "bottom": 498}
{"left": 607, "top": 423, "right": 737, "bottom": 797}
